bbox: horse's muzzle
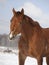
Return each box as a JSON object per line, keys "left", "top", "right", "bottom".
{"left": 9, "top": 32, "right": 14, "bottom": 40}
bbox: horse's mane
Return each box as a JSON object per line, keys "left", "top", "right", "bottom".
{"left": 16, "top": 11, "right": 41, "bottom": 28}
{"left": 23, "top": 15, "right": 41, "bottom": 28}
{"left": 16, "top": 11, "right": 41, "bottom": 29}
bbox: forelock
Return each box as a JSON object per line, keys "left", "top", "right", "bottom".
{"left": 16, "top": 11, "right": 22, "bottom": 16}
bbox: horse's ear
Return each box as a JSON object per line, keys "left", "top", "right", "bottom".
{"left": 21, "top": 8, "right": 24, "bottom": 15}
{"left": 12, "top": 8, "right": 16, "bottom": 15}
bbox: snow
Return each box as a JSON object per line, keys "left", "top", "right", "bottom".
{"left": 25, "top": 57, "right": 47, "bottom": 65}
{"left": 0, "top": 46, "right": 19, "bottom": 54}
{"left": 0, "top": 51, "right": 47, "bottom": 65}
{"left": 0, "top": 52, "right": 18, "bottom": 65}
{"left": 0, "top": 46, "right": 47, "bottom": 65}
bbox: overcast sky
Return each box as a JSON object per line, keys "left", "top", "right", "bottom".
{"left": 0, "top": 0, "right": 49, "bottom": 34}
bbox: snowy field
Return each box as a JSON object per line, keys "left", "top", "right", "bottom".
{"left": 0, "top": 52, "right": 47, "bottom": 65}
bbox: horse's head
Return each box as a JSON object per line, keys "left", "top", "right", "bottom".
{"left": 9, "top": 8, "right": 24, "bottom": 39}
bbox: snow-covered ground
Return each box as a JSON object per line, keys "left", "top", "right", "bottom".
{"left": 0, "top": 52, "right": 47, "bottom": 65}
{"left": 0, "top": 46, "right": 18, "bottom": 54}
{"left": 0, "top": 52, "right": 18, "bottom": 65}
{"left": 0, "top": 46, "right": 47, "bottom": 65}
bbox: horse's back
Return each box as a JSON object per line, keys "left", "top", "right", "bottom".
{"left": 42, "top": 28, "right": 49, "bottom": 56}
{"left": 43, "top": 28, "right": 49, "bottom": 40}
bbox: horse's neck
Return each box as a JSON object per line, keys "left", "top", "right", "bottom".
{"left": 21, "top": 16, "right": 42, "bottom": 41}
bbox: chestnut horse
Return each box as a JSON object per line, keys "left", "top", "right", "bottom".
{"left": 9, "top": 8, "right": 49, "bottom": 65}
